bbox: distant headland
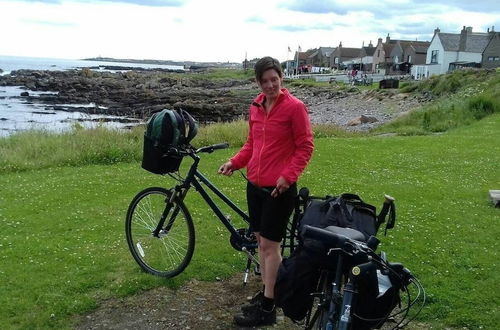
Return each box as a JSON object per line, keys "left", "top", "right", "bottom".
{"left": 82, "top": 56, "right": 242, "bottom": 69}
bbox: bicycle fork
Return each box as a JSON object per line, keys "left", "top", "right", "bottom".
{"left": 152, "top": 188, "right": 186, "bottom": 237}
{"left": 326, "top": 254, "right": 345, "bottom": 330}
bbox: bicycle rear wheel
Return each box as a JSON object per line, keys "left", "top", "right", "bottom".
{"left": 125, "top": 187, "right": 195, "bottom": 278}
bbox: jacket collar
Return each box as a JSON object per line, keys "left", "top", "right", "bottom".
{"left": 252, "top": 88, "right": 289, "bottom": 108}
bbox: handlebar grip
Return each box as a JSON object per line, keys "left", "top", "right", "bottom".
{"left": 298, "top": 187, "right": 310, "bottom": 200}
{"left": 211, "top": 143, "right": 229, "bottom": 150}
{"left": 196, "top": 143, "right": 229, "bottom": 154}
{"left": 301, "top": 225, "right": 347, "bottom": 248}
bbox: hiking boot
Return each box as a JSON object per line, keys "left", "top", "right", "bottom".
{"left": 240, "top": 291, "right": 263, "bottom": 314}
{"left": 234, "top": 306, "right": 276, "bottom": 327}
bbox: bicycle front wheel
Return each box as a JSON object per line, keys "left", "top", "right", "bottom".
{"left": 125, "top": 187, "right": 195, "bottom": 278}
{"left": 309, "top": 272, "right": 331, "bottom": 330}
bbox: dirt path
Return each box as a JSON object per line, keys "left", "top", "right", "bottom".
{"left": 75, "top": 273, "right": 302, "bottom": 330}
{"left": 75, "top": 271, "right": 428, "bottom": 330}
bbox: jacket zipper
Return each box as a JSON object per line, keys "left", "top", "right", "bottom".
{"left": 257, "top": 107, "right": 267, "bottom": 186}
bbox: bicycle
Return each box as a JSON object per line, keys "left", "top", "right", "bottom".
{"left": 125, "top": 142, "right": 297, "bottom": 282}
{"left": 301, "top": 225, "right": 425, "bottom": 329}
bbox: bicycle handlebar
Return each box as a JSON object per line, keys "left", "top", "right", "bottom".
{"left": 163, "top": 143, "right": 229, "bottom": 157}
{"left": 196, "top": 143, "right": 229, "bottom": 154}
{"left": 301, "top": 225, "right": 349, "bottom": 249}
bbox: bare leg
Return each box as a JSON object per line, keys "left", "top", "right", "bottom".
{"left": 258, "top": 236, "right": 282, "bottom": 299}
{"left": 255, "top": 233, "right": 265, "bottom": 281}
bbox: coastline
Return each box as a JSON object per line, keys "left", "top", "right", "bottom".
{"left": 0, "top": 65, "right": 429, "bottom": 136}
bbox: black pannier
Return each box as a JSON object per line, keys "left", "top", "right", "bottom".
{"left": 275, "top": 192, "right": 396, "bottom": 322}
{"left": 299, "top": 193, "right": 377, "bottom": 242}
{"left": 141, "top": 109, "right": 198, "bottom": 174}
{"left": 274, "top": 246, "right": 321, "bottom": 322}
{"left": 352, "top": 264, "right": 404, "bottom": 329}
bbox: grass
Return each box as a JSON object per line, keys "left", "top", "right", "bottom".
{"left": 0, "top": 125, "right": 144, "bottom": 172}
{"left": 1, "top": 113, "right": 499, "bottom": 329}
{"left": 375, "top": 69, "right": 500, "bottom": 135}
{"left": 0, "top": 122, "right": 355, "bottom": 173}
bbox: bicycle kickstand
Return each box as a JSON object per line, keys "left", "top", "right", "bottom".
{"left": 241, "top": 247, "right": 260, "bottom": 285}
{"left": 243, "top": 258, "right": 252, "bottom": 285}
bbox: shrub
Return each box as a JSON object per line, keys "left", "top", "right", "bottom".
{"left": 468, "top": 94, "right": 499, "bottom": 119}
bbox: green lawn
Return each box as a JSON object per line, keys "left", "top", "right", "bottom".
{"left": 1, "top": 114, "right": 499, "bottom": 329}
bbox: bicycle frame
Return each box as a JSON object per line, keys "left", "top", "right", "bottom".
{"left": 150, "top": 149, "right": 261, "bottom": 282}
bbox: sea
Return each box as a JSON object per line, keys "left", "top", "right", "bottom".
{"left": 0, "top": 55, "right": 184, "bottom": 136}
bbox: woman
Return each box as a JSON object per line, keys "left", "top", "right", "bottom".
{"left": 219, "top": 56, "right": 314, "bottom": 326}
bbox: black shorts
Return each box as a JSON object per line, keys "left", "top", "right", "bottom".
{"left": 246, "top": 181, "right": 297, "bottom": 242}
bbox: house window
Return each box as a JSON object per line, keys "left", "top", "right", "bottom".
{"left": 394, "top": 56, "right": 399, "bottom": 63}
{"left": 488, "top": 56, "right": 499, "bottom": 61}
{"left": 334, "top": 57, "right": 339, "bottom": 64}
{"left": 431, "top": 50, "right": 438, "bottom": 64}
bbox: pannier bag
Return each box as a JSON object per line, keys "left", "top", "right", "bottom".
{"left": 141, "top": 109, "right": 198, "bottom": 174}
{"left": 352, "top": 265, "right": 403, "bottom": 329}
{"left": 299, "top": 193, "right": 377, "bottom": 242}
{"left": 274, "top": 246, "right": 321, "bottom": 322}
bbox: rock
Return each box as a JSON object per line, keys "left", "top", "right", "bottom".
{"left": 347, "top": 115, "right": 378, "bottom": 126}
{"left": 20, "top": 91, "right": 29, "bottom": 97}
{"left": 347, "top": 117, "right": 362, "bottom": 126}
{"left": 0, "top": 68, "right": 428, "bottom": 130}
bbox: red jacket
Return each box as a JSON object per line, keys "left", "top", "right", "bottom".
{"left": 231, "top": 88, "right": 314, "bottom": 187}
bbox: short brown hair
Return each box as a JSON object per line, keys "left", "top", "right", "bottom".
{"left": 254, "top": 56, "right": 283, "bottom": 82}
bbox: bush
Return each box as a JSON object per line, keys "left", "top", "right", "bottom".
{"left": 400, "top": 83, "right": 418, "bottom": 93}
{"left": 468, "top": 94, "right": 499, "bottom": 119}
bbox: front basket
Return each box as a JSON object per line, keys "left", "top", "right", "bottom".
{"left": 141, "top": 136, "right": 182, "bottom": 174}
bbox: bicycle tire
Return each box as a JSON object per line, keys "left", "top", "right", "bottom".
{"left": 309, "top": 272, "right": 330, "bottom": 330}
{"left": 308, "top": 271, "right": 349, "bottom": 330}
{"left": 125, "top": 187, "right": 195, "bottom": 278}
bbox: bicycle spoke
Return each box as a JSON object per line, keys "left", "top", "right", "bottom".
{"left": 126, "top": 187, "right": 195, "bottom": 278}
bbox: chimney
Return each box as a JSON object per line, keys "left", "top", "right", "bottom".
{"left": 368, "top": 40, "right": 373, "bottom": 47}
{"left": 362, "top": 40, "right": 365, "bottom": 47}
{"left": 459, "top": 26, "right": 472, "bottom": 51}
{"left": 434, "top": 27, "right": 440, "bottom": 35}
{"left": 339, "top": 41, "right": 342, "bottom": 47}
{"left": 377, "top": 38, "right": 383, "bottom": 46}
{"left": 386, "top": 33, "right": 390, "bottom": 43}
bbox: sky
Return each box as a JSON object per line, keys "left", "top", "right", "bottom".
{"left": 0, "top": 0, "right": 499, "bottom": 63}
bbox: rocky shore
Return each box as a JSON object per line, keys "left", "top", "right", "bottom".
{"left": 0, "top": 68, "right": 430, "bottom": 130}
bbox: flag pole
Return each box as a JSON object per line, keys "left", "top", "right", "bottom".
{"left": 286, "top": 46, "right": 291, "bottom": 77}
{"left": 296, "top": 46, "right": 300, "bottom": 77}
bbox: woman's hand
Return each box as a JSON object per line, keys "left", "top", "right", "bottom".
{"left": 218, "top": 161, "right": 234, "bottom": 176}
{"left": 271, "top": 176, "right": 290, "bottom": 198}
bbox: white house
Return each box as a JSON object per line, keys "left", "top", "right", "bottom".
{"left": 412, "top": 26, "right": 492, "bottom": 78}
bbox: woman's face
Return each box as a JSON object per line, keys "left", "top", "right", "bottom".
{"left": 257, "top": 69, "right": 283, "bottom": 100}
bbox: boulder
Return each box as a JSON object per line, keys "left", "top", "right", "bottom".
{"left": 347, "top": 115, "right": 378, "bottom": 126}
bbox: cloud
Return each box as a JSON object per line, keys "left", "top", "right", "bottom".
{"left": 96, "top": 0, "right": 185, "bottom": 6}
{"left": 272, "top": 22, "right": 333, "bottom": 32}
{"left": 279, "top": 0, "right": 347, "bottom": 15}
{"left": 21, "top": 18, "right": 76, "bottom": 27}
{"left": 246, "top": 16, "right": 265, "bottom": 24}
{"left": 416, "top": 0, "right": 500, "bottom": 13}
{"left": 6, "top": 0, "right": 185, "bottom": 6}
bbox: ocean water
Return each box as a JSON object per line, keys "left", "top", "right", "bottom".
{"left": 0, "top": 55, "right": 184, "bottom": 75}
{"left": 0, "top": 55, "right": 180, "bottom": 136}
